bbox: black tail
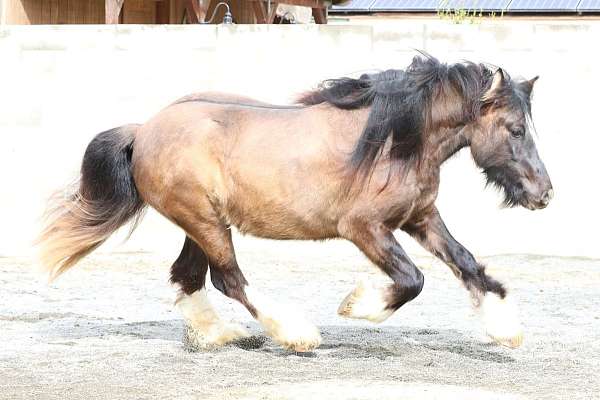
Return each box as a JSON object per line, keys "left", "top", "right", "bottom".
{"left": 37, "top": 124, "right": 146, "bottom": 280}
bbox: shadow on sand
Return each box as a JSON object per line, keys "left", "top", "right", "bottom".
{"left": 45, "top": 318, "right": 514, "bottom": 364}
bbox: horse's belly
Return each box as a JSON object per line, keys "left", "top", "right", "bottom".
{"left": 222, "top": 192, "right": 340, "bottom": 240}
{"left": 221, "top": 155, "right": 344, "bottom": 240}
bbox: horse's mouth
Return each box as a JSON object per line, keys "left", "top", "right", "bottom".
{"left": 525, "top": 202, "right": 546, "bottom": 210}
{"left": 520, "top": 182, "right": 553, "bottom": 210}
{"left": 522, "top": 197, "right": 550, "bottom": 210}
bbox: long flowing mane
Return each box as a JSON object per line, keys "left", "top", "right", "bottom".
{"left": 298, "top": 55, "right": 497, "bottom": 177}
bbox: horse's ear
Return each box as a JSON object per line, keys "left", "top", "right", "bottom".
{"left": 483, "top": 68, "right": 506, "bottom": 101}
{"left": 519, "top": 76, "right": 539, "bottom": 97}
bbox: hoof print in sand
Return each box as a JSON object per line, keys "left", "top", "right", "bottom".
{"left": 233, "top": 335, "right": 268, "bottom": 350}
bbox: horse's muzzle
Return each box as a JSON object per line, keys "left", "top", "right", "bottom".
{"left": 525, "top": 187, "right": 554, "bottom": 210}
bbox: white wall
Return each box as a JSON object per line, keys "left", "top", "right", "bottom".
{"left": 0, "top": 20, "right": 598, "bottom": 259}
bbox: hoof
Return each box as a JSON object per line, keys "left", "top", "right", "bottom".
{"left": 267, "top": 316, "right": 322, "bottom": 352}
{"left": 489, "top": 331, "right": 524, "bottom": 349}
{"left": 480, "top": 292, "right": 524, "bottom": 349}
{"left": 338, "top": 280, "right": 394, "bottom": 323}
{"left": 244, "top": 286, "right": 321, "bottom": 352}
{"left": 184, "top": 321, "right": 250, "bottom": 351}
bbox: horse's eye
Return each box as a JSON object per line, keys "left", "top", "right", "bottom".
{"left": 510, "top": 128, "right": 525, "bottom": 139}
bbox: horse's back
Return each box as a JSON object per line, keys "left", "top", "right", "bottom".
{"left": 172, "top": 92, "right": 300, "bottom": 109}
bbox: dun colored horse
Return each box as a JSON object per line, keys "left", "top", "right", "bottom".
{"left": 38, "top": 55, "right": 552, "bottom": 352}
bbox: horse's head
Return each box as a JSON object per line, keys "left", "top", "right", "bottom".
{"left": 468, "top": 69, "right": 553, "bottom": 210}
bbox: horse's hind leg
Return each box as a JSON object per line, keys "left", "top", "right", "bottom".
{"left": 178, "top": 215, "right": 321, "bottom": 352}
{"left": 170, "top": 236, "right": 249, "bottom": 349}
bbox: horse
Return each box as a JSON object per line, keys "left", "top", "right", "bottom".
{"left": 38, "top": 54, "right": 553, "bottom": 352}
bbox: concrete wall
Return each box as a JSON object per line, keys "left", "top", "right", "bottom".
{"left": 1, "top": 20, "right": 598, "bottom": 260}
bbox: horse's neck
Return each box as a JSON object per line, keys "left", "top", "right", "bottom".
{"left": 420, "top": 125, "right": 469, "bottom": 170}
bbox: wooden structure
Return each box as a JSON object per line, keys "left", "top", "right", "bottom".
{"left": 0, "top": 0, "right": 331, "bottom": 24}
{"left": 247, "top": 0, "right": 328, "bottom": 24}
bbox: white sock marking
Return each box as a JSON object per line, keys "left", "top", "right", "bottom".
{"left": 479, "top": 292, "right": 523, "bottom": 348}
{"left": 176, "top": 288, "right": 248, "bottom": 348}
{"left": 245, "top": 286, "right": 321, "bottom": 352}
{"left": 338, "top": 279, "right": 394, "bottom": 323}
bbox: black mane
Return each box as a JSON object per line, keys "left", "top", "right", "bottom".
{"left": 299, "top": 54, "right": 500, "bottom": 176}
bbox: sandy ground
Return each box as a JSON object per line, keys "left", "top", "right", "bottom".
{"left": 1, "top": 237, "right": 599, "bottom": 400}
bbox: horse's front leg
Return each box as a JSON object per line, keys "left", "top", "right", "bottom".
{"left": 403, "top": 207, "right": 523, "bottom": 348}
{"left": 337, "top": 218, "right": 425, "bottom": 323}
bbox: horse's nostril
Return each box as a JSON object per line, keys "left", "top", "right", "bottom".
{"left": 540, "top": 189, "right": 553, "bottom": 205}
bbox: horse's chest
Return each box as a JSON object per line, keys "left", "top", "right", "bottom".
{"left": 386, "top": 182, "right": 439, "bottom": 229}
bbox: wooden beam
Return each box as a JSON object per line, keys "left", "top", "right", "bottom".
{"left": 279, "top": 0, "right": 328, "bottom": 8}
{"left": 268, "top": 1, "right": 278, "bottom": 23}
{"left": 251, "top": 0, "right": 267, "bottom": 23}
{"left": 248, "top": 0, "right": 328, "bottom": 24}
{"left": 184, "top": 0, "right": 211, "bottom": 23}
{"left": 183, "top": 0, "right": 200, "bottom": 22}
{"left": 70, "top": 0, "right": 86, "bottom": 23}
{"left": 11, "top": 0, "right": 40, "bottom": 24}
{"left": 311, "top": 6, "right": 326, "bottom": 24}
{"left": 156, "top": 0, "right": 170, "bottom": 23}
{"left": 105, "top": 0, "right": 124, "bottom": 23}
{"left": 201, "top": 0, "right": 216, "bottom": 22}
{"left": 87, "top": 0, "right": 105, "bottom": 24}
{"left": 248, "top": 0, "right": 279, "bottom": 23}
{"left": 169, "top": 0, "right": 185, "bottom": 23}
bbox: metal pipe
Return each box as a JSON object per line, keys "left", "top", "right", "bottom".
{"left": 202, "top": 1, "right": 233, "bottom": 24}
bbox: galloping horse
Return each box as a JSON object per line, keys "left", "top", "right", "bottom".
{"left": 38, "top": 55, "right": 552, "bottom": 352}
